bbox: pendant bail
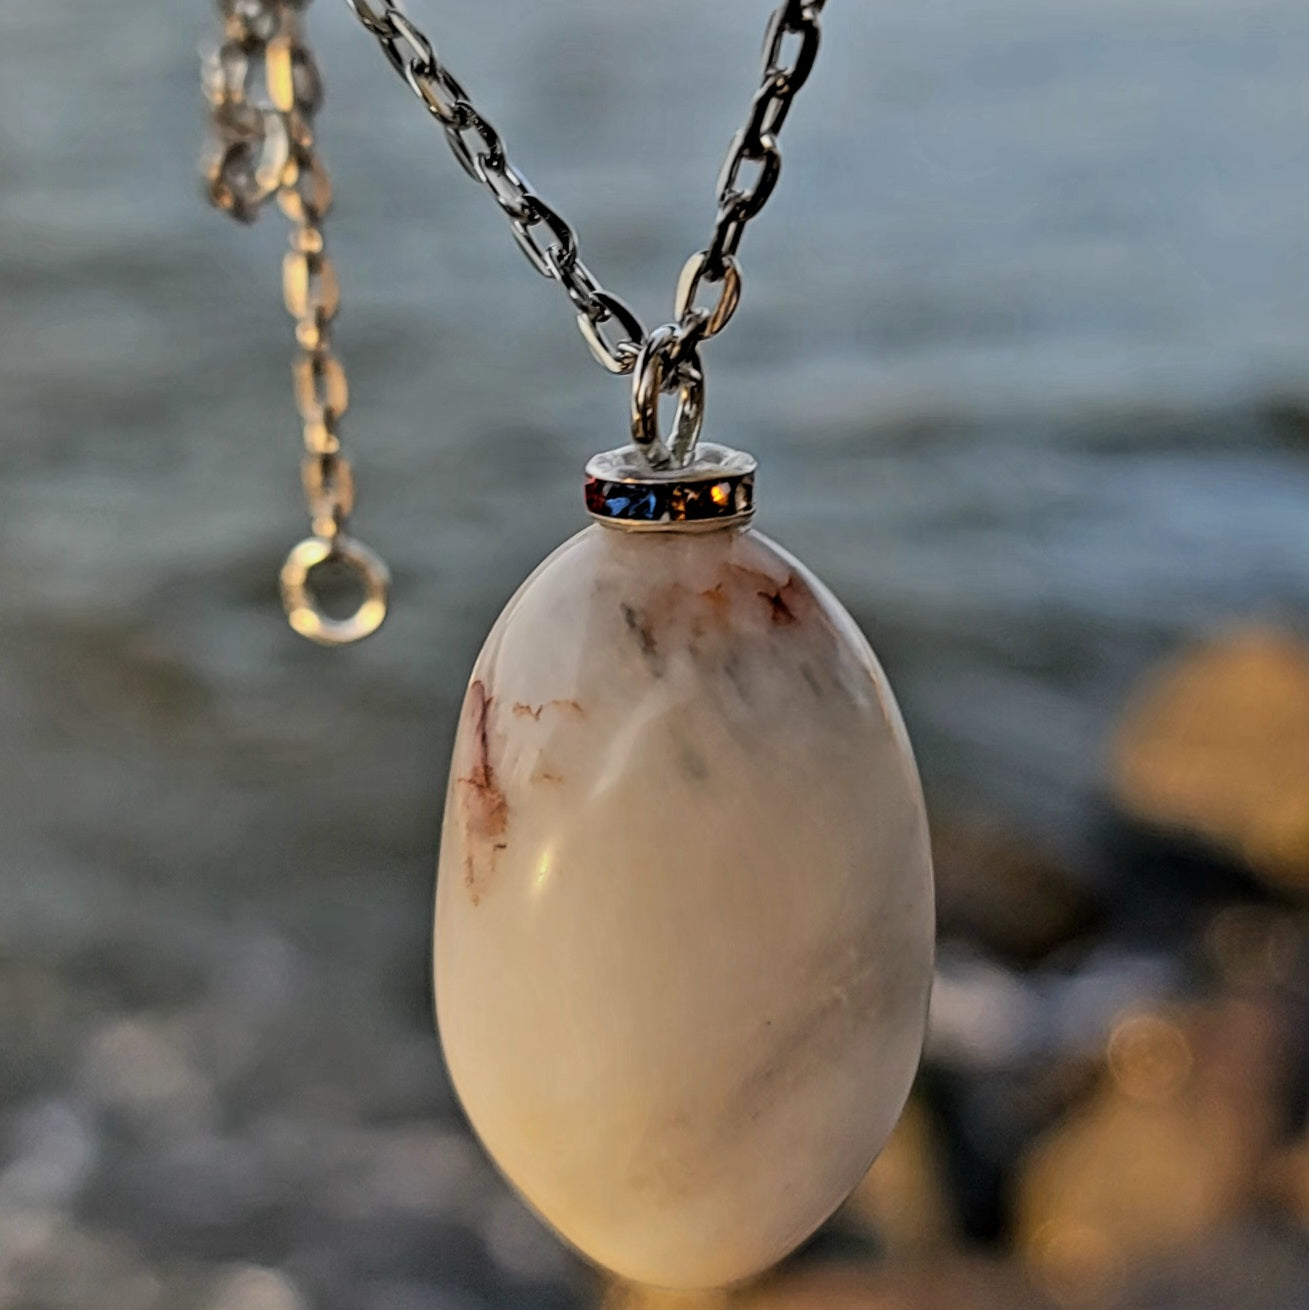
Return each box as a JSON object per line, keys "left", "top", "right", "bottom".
{"left": 630, "top": 323, "right": 706, "bottom": 471}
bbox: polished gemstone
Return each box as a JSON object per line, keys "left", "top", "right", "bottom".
{"left": 434, "top": 523, "right": 935, "bottom": 1290}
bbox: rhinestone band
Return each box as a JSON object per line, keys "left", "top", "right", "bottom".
{"left": 584, "top": 443, "right": 756, "bottom": 531}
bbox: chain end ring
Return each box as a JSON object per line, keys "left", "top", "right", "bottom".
{"left": 280, "top": 534, "right": 390, "bottom": 646}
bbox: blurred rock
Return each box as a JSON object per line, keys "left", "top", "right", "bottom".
{"left": 603, "top": 1260, "right": 1050, "bottom": 1310}
{"left": 78, "top": 1017, "right": 216, "bottom": 1137}
{"left": 0, "top": 1215, "right": 164, "bottom": 1310}
{"left": 1110, "top": 629, "right": 1309, "bottom": 896}
{"left": 1116, "top": 1222, "right": 1309, "bottom": 1310}
{"left": 926, "top": 949, "right": 1044, "bottom": 1073}
{"left": 360, "top": 1279, "right": 487, "bottom": 1310}
{"left": 740, "top": 1261, "right": 1050, "bottom": 1310}
{"left": 481, "top": 1191, "right": 578, "bottom": 1284}
{"left": 602, "top": 1287, "right": 728, "bottom": 1310}
{"left": 932, "top": 818, "right": 1094, "bottom": 963}
{"left": 925, "top": 939, "right": 1178, "bottom": 1081}
{"left": 1263, "top": 1124, "right": 1309, "bottom": 1229}
{"left": 1204, "top": 905, "right": 1306, "bottom": 992}
{"left": 839, "top": 1099, "right": 956, "bottom": 1257}
{"left": 1015, "top": 999, "right": 1287, "bottom": 1305}
{"left": 0, "top": 1100, "right": 96, "bottom": 1213}
{"left": 204, "top": 1265, "right": 307, "bottom": 1310}
{"left": 340, "top": 1126, "right": 492, "bottom": 1225}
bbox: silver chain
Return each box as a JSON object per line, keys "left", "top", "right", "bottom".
{"left": 204, "top": 0, "right": 829, "bottom": 641}
{"left": 344, "top": 0, "right": 827, "bottom": 465}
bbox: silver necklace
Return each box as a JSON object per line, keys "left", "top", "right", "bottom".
{"left": 202, "top": 0, "right": 934, "bottom": 1291}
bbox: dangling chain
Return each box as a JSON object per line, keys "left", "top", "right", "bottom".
{"left": 202, "top": 0, "right": 826, "bottom": 640}
{"left": 204, "top": 0, "right": 389, "bottom": 645}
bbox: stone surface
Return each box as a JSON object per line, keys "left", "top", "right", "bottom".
{"left": 434, "top": 524, "right": 935, "bottom": 1289}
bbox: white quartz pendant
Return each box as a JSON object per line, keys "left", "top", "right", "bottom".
{"left": 434, "top": 512, "right": 935, "bottom": 1290}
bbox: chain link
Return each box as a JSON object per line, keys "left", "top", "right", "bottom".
{"left": 203, "top": 0, "right": 389, "bottom": 645}
{"left": 351, "top": 0, "right": 647, "bottom": 375}
{"left": 343, "top": 0, "right": 828, "bottom": 390}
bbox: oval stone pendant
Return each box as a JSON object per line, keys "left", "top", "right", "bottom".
{"left": 434, "top": 443, "right": 935, "bottom": 1290}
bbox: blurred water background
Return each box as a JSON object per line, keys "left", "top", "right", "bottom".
{"left": 2, "top": 1, "right": 1308, "bottom": 1308}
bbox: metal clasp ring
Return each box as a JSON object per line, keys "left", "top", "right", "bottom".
{"left": 280, "top": 535, "right": 390, "bottom": 646}
{"left": 630, "top": 324, "right": 706, "bottom": 471}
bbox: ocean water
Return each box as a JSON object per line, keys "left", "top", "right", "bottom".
{"left": 0, "top": 1, "right": 1307, "bottom": 1306}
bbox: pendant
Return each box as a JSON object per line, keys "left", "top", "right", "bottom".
{"left": 434, "top": 440, "right": 935, "bottom": 1290}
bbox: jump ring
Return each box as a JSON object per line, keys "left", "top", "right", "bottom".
{"left": 280, "top": 535, "right": 390, "bottom": 646}
{"left": 674, "top": 251, "right": 742, "bottom": 339}
{"left": 631, "top": 325, "right": 706, "bottom": 471}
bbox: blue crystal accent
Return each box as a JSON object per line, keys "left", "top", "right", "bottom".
{"left": 603, "top": 487, "right": 662, "bottom": 520}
